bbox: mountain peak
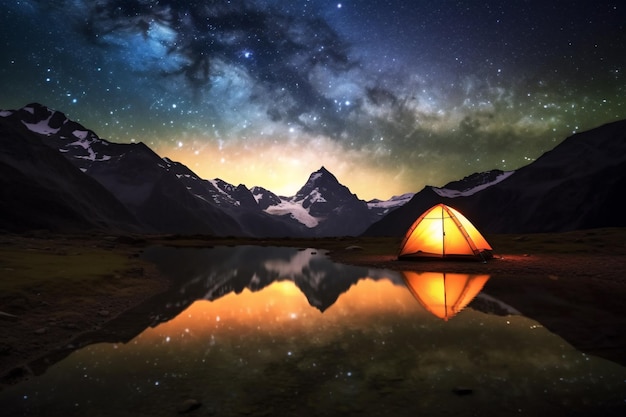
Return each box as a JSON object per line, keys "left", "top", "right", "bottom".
{"left": 2, "top": 102, "right": 416, "bottom": 238}
{"left": 297, "top": 166, "right": 341, "bottom": 197}
{"left": 289, "top": 165, "right": 368, "bottom": 222}
{"left": 250, "top": 186, "right": 282, "bottom": 210}
{"left": 307, "top": 166, "right": 338, "bottom": 185}
{"left": 7, "top": 103, "right": 99, "bottom": 143}
{"left": 22, "top": 102, "right": 67, "bottom": 125}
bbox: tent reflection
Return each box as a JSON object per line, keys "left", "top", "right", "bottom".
{"left": 402, "top": 271, "right": 490, "bottom": 320}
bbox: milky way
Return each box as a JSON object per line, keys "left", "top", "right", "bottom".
{"left": 1, "top": 0, "right": 624, "bottom": 199}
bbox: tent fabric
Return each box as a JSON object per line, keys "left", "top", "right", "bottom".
{"left": 402, "top": 271, "right": 490, "bottom": 320}
{"left": 398, "top": 203, "right": 493, "bottom": 260}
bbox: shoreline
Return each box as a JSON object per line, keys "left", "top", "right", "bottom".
{"left": 1, "top": 229, "right": 625, "bottom": 389}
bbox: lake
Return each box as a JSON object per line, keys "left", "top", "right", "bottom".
{"left": 0, "top": 246, "right": 624, "bottom": 416}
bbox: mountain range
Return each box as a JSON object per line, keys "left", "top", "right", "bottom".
{"left": 1, "top": 103, "right": 625, "bottom": 237}
{"left": 364, "top": 118, "right": 626, "bottom": 235}
{"left": 0, "top": 103, "right": 410, "bottom": 236}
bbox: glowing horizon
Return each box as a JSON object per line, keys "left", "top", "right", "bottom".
{"left": 153, "top": 139, "right": 418, "bottom": 201}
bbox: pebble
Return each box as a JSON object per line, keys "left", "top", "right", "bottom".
{"left": 177, "top": 398, "right": 202, "bottom": 414}
{"left": 452, "top": 386, "right": 473, "bottom": 396}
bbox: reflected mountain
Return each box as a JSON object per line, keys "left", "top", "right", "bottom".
{"left": 12, "top": 247, "right": 401, "bottom": 381}
{"left": 0, "top": 246, "right": 399, "bottom": 387}
{"left": 8, "top": 243, "right": 624, "bottom": 400}
{"left": 141, "top": 245, "right": 402, "bottom": 313}
{"left": 402, "top": 271, "right": 491, "bottom": 320}
{"left": 5, "top": 243, "right": 625, "bottom": 404}
{"left": 4, "top": 271, "right": 626, "bottom": 417}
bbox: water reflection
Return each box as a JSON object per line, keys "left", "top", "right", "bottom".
{"left": 403, "top": 271, "right": 490, "bottom": 321}
{"left": 0, "top": 246, "right": 624, "bottom": 416}
{"left": 140, "top": 245, "right": 402, "bottom": 314}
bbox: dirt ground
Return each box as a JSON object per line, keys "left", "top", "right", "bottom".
{"left": 1, "top": 228, "right": 625, "bottom": 390}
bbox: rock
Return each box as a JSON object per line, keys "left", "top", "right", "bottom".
{"left": 0, "top": 311, "right": 18, "bottom": 319}
{"left": 98, "top": 310, "right": 110, "bottom": 317}
{"left": 34, "top": 327, "right": 47, "bottom": 335}
{"left": 345, "top": 245, "right": 364, "bottom": 251}
{"left": 177, "top": 398, "right": 202, "bottom": 414}
{"left": 452, "top": 386, "right": 473, "bottom": 396}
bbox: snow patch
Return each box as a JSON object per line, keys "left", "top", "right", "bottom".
{"left": 208, "top": 179, "right": 232, "bottom": 196}
{"left": 72, "top": 130, "right": 89, "bottom": 139}
{"left": 74, "top": 150, "right": 96, "bottom": 161}
{"left": 309, "top": 172, "right": 323, "bottom": 182}
{"left": 22, "top": 119, "right": 59, "bottom": 135}
{"left": 367, "top": 193, "right": 414, "bottom": 209}
{"left": 194, "top": 193, "right": 210, "bottom": 203}
{"left": 265, "top": 200, "right": 320, "bottom": 228}
{"left": 433, "top": 171, "right": 514, "bottom": 197}
{"left": 0, "top": 110, "right": 13, "bottom": 117}
{"left": 308, "top": 188, "right": 327, "bottom": 203}
{"left": 68, "top": 138, "right": 91, "bottom": 150}
{"left": 176, "top": 173, "right": 196, "bottom": 180}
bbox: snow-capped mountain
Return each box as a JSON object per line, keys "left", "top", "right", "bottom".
{"left": 364, "top": 169, "right": 512, "bottom": 236}
{"left": 367, "top": 193, "right": 415, "bottom": 218}
{"left": 0, "top": 107, "right": 140, "bottom": 233}
{"left": 251, "top": 172, "right": 413, "bottom": 235}
{"left": 259, "top": 167, "right": 375, "bottom": 236}
{"left": 364, "top": 118, "right": 626, "bottom": 236}
{"left": 431, "top": 170, "right": 513, "bottom": 198}
{"left": 3, "top": 102, "right": 625, "bottom": 236}
{"left": 0, "top": 103, "right": 412, "bottom": 236}
{"left": 250, "top": 186, "right": 282, "bottom": 210}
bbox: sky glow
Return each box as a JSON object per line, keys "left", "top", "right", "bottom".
{"left": 1, "top": 1, "right": 624, "bottom": 199}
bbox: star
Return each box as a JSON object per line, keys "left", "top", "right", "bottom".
{"left": 0, "top": 0, "right": 624, "bottom": 200}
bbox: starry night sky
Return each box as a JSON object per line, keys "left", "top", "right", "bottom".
{"left": 1, "top": 1, "right": 624, "bottom": 200}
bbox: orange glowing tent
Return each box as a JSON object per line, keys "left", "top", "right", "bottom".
{"left": 402, "top": 271, "right": 490, "bottom": 320}
{"left": 398, "top": 203, "right": 493, "bottom": 260}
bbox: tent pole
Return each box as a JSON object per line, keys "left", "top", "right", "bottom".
{"left": 441, "top": 205, "right": 445, "bottom": 257}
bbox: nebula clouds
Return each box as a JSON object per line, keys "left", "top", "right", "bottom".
{"left": 1, "top": 1, "right": 624, "bottom": 198}
{"left": 77, "top": 0, "right": 356, "bottom": 133}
